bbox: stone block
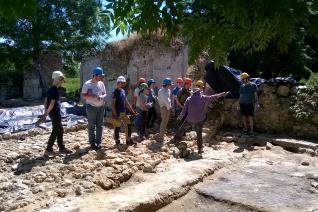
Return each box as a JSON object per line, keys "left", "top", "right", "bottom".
{"left": 277, "top": 86, "right": 289, "bottom": 97}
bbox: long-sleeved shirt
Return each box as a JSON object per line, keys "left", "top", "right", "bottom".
{"left": 158, "top": 87, "right": 171, "bottom": 110}
{"left": 181, "top": 89, "right": 221, "bottom": 123}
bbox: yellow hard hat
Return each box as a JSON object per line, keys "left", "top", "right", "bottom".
{"left": 195, "top": 80, "right": 204, "bottom": 88}
{"left": 240, "top": 72, "right": 250, "bottom": 80}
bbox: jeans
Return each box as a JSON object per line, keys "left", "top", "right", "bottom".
{"left": 146, "top": 106, "right": 157, "bottom": 129}
{"left": 86, "top": 104, "right": 105, "bottom": 146}
{"left": 47, "top": 112, "right": 65, "bottom": 151}
{"left": 175, "top": 120, "right": 203, "bottom": 149}
{"left": 138, "top": 110, "right": 148, "bottom": 136}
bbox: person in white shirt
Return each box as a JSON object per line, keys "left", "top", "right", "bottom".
{"left": 133, "top": 77, "right": 146, "bottom": 108}
{"left": 81, "top": 67, "right": 107, "bottom": 150}
{"left": 157, "top": 78, "right": 173, "bottom": 142}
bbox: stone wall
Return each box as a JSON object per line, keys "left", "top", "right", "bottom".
{"left": 80, "top": 35, "right": 188, "bottom": 103}
{"left": 207, "top": 84, "right": 318, "bottom": 139}
{"left": 0, "top": 78, "right": 21, "bottom": 100}
{"left": 23, "top": 51, "right": 62, "bottom": 99}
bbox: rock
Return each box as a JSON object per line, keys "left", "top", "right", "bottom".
{"left": 61, "top": 179, "right": 73, "bottom": 187}
{"left": 143, "top": 164, "right": 154, "bottom": 173}
{"left": 114, "top": 158, "right": 125, "bottom": 165}
{"left": 32, "top": 186, "right": 45, "bottom": 194}
{"left": 298, "top": 148, "right": 307, "bottom": 154}
{"left": 237, "top": 137, "right": 247, "bottom": 144}
{"left": 94, "top": 177, "right": 113, "bottom": 190}
{"left": 2, "top": 132, "right": 11, "bottom": 139}
{"left": 301, "top": 161, "right": 310, "bottom": 166}
{"left": 266, "top": 142, "right": 274, "bottom": 150}
{"left": 290, "top": 86, "right": 297, "bottom": 94}
{"left": 277, "top": 85, "right": 289, "bottom": 97}
{"left": 34, "top": 172, "right": 47, "bottom": 183}
{"left": 170, "top": 147, "right": 180, "bottom": 158}
{"left": 75, "top": 186, "right": 83, "bottom": 195}
{"left": 306, "top": 149, "right": 316, "bottom": 157}
{"left": 72, "top": 142, "right": 80, "bottom": 150}
{"left": 311, "top": 181, "right": 318, "bottom": 189}
{"left": 11, "top": 164, "right": 19, "bottom": 171}
{"left": 56, "top": 189, "right": 68, "bottom": 198}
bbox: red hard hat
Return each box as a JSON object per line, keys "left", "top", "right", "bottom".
{"left": 138, "top": 77, "right": 146, "bottom": 83}
{"left": 176, "top": 77, "right": 184, "bottom": 83}
{"left": 184, "top": 77, "right": 192, "bottom": 85}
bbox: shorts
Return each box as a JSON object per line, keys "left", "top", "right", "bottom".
{"left": 240, "top": 103, "right": 254, "bottom": 116}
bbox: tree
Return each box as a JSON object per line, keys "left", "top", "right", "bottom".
{"left": 108, "top": 0, "right": 318, "bottom": 68}
{"left": 0, "top": 0, "right": 110, "bottom": 77}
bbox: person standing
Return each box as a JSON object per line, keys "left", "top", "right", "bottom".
{"left": 174, "top": 81, "right": 230, "bottom": 154}
{"left": 239, "top": 72, "right": 259, "bottom": 135}
{"left": 176, "top": 77, "right": 192, "bottom": 110}
{"left": 44, "top": 71, "right": 72, "bottom": 156}
{"left": 81, "top": 67, "right": 107, "bottom": 150}
{"left": 146, "top": 79, "right": 158, "bottom": 132}
{"left": 136, "top": 83, "right": 151, "bottom": 140}
{"left": 157, "top": 78, "right": 173, "bottom": 142}
{"left": 172, "top": 77, "right": 184, "bottom": 117}
{"left": 133, "top": 77, "right": 146, "bottom": 108}
{"left": 112, "top": 76, "right": 137, "bottom": 145}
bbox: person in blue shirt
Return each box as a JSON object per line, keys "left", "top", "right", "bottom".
{"left": 112, "top": 76, "right": 136, "bottom": 145}
{"left": 239, "top": 72, "right": 259, "bottom": 135}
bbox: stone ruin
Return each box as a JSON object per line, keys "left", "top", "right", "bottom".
{"left": 23, "top": 51, "right": 63, "bottom": 99}
{"left": 80, "top": 35, "right": 188, "bottom": 103}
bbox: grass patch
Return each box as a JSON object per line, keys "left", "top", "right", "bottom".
{"left": 300, "top": 71, "right": 318, "bottom": 88}
{"left": 63, "top": 77, "right": 80, "bottom": 100}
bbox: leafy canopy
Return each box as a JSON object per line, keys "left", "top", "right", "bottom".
{"left": 108, "top": 0, "right": 318, "bottom": 65}
{"left": 0, "top": 0, "right": 110, "bottom": 77}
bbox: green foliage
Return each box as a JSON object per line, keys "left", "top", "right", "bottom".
{"left": 63, "top": 77, "right": 80, "bottom": 100}
{"left": 108, "top": 0, "right": 318, "bottom": 66}
{"left": 300, "top": 71, "right": 318, "bottom": 88}
{"left": 0, "top": 0, "right": 37, "bottom": 21}
{"left": 0, "top": 0, "right": 110, "bottom": 81}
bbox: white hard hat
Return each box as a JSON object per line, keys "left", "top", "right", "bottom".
{"left": 117, "top": 76, "right": 126, "bottom": 82}
{"left": 52, "top": 71, "right": 64, "bottom": 80}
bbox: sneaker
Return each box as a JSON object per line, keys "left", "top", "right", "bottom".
{"left": 59, "top": 148, "right": 72, "bottom": 154}
{"left": 96, "top": 145, "right": 102, "bottom": 150}
{"left": 44, "top": 150, "right": 55, "bottom": 156}
{"left": 90, "top": 144, "right": 98, "bottom": 150}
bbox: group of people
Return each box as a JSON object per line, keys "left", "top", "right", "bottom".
{"left": 43, "top": 67, "right": 259, "bottom": 156}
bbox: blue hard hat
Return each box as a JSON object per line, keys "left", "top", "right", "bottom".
{"left": 147, "top": 79, "right": 156, "bottom": 86}
{"left": 162, "top": 78, "right": 172, "bottom": 85}
{"left": 92, "top": 67, "right": 105, "bottom": 76}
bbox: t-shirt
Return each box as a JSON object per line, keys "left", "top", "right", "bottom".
{"left": 177, "top": 87, "right": 191, "bottom": 106}
{"left": 112, "top": 88, "right": 126, "bottom": 114}
{"left": 134, "top": 87, "right": 140, "bottom": 107}
{"left": 137, "top": 93, "right": 148, "bottom": 111}
{"left": 81, "top": 79, "right": 106, "bottom": 107}
{"left": 239, "top": 82, "right": 258, "bottom": 104}
{"left": 46, "top": 86, "right": 60, "bottom": 114}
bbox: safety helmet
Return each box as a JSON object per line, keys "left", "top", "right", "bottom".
{"left": 163, "top": 78, "right": 172, "bottom": 85}
{"left": 240, "top": 72, "right": 250, "bottom": 80}
{"left": 139, "top": 83, "right": 148, "bottom": 90}
{"left": 195, "top": 80, "right": 204, "bottom": 88}
{"left": 52, "top": 71, "right": 64, "bottom": 80}
{"left": 147, "top": 79, "right": 156, "bottom": 86}
{"left": 138, "top": 77, "right": 146, "bottom": 83}
{"left": 117, "top": 76, "right": 126, "bottom": 83}
{"left": 176, "top": 77, "right": 184, "bottom": 83}
{"left": 92, "top": 67, "right": 105, "bottom": 76}
{"left": 184, "top": 77, "right": 192, "bottom": 85}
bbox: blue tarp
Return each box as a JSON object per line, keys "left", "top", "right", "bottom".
{"left": 0, "top": 102, "right": 87, "bottom": 134}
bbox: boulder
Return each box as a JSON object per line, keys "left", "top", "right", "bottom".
{"left": 277, "top": 86, "right": 289, "bottom": 97}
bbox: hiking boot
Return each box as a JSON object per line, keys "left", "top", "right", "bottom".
{"left": 59, "top": 148, "right": 72, "bottom": 154}
{"left": 90, "top": 144, "right": 98, "bottom": 151}
{"left": 44, "top": 150, "right": 55, "bottom": 157}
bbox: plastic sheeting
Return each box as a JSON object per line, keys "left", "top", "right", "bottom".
{"left": 0, "top": 102, "right": 87, "bottom": 134}
{"left": 204, "top": 61, "right": 297, "bottom": 99}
